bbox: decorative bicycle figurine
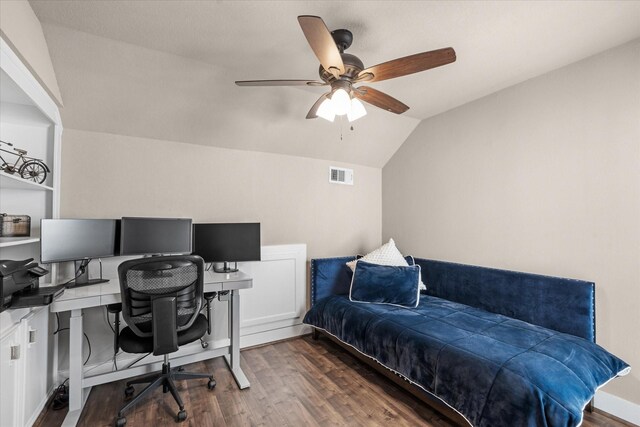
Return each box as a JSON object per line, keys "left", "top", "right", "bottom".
{"left": 0, "top": 139, "right": 50, "bottom": 184}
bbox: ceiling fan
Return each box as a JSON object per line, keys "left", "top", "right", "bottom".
{"left": 235, "top": 15, "right": 456, "bottom": 122}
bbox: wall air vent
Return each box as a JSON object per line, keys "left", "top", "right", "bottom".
{"left": 329, "top": 166, "right": 354, "bottom": 185}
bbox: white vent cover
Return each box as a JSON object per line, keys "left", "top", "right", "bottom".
{"left": 329, "top": 166, "right": 354, "bottom": 185}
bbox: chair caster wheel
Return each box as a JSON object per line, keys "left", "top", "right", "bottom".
{"left": 176, "top": 410, "right": 187, "bottom": 422}
{"left": 124, "top": 386, "right": 134, "bottom": 398}
{"left": 207, "top": 378, "right": 216, "bottom": 390}
{"left": 115, "top": 416, "right": 126, "bottom": 427}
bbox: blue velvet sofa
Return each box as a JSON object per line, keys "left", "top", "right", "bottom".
{"left": 303, "top": 257, "right": 630, "bottom": 427}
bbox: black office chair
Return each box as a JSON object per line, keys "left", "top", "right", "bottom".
{"left": 114, "top": 255, "right": 215, "bottom": 427}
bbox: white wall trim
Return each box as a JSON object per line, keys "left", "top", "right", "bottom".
{"left": 24, "top": 384, "right": 55, "bottom": 427}
{"left": 594, "top": 390, "right": 640, "bottom": 425}
{"left": 0, "top": 37, "right": 62, "bottom": 125}
{"left": 240, "top": 324, "right": 311, "bottom": 349}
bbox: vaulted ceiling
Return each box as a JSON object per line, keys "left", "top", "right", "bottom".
{"left": 30, "top": 1, "right": 640, "bottom": 167}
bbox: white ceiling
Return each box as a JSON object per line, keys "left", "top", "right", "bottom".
{"left": 30, "top": 1, "right": 640, "bottom": 167}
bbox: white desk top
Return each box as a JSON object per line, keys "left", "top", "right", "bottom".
{"left": 49, "top": 269, "right": 252, "bottom": 313}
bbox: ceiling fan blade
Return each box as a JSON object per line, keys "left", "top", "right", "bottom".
{"left": 353, "top": 86, "right": 409, "bottom": 114}
{"left": 235, "top": 79, "right": 327, "bottom": 87}
{"left": 306, "top": 93, "right": 330, "bottom": 119}
{"left": 356, "top": 47, "right": 456, "bottom": 83}
{"left": 298, "top": 15, "right": 345, "bottom": 78}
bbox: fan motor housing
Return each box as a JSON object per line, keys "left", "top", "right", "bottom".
{"left": 330, "top": 29, "right": 353, "bottom": 51}
{"left": 319, "top": 53, "right": 364, "bottom": 82}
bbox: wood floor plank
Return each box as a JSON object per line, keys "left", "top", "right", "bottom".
{"left": 36, "top": 336, "right": 630, "bottom": 427}
{"left": 288, "top": 341, "right": 385, "bottom": 426}
{"left": 277, "top": 341, "right": 350, "bottom": 426}
{"left": 233, "top": 356, "right": 287, "bottom": 426}
{"left": 181, "top": 361, "right": 224, "bottom": 426}
{"left": 286, "top": 342, "right": 376, "bottom": 425}
{"left": 300, "top": 338, "right": 445, "bottom": 427}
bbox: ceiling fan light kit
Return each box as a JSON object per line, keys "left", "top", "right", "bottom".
{"left": 347, "top": 98, "right": 367, "bottom": 122}
{"left": 315, "top": 89, "right": 368, "bottom": 123}
{"left": 235, "top": 15, "right": 456, "bottom": 123}
{"left": 330, "top": 88, "right": 351, "bottom": 115}
{"left": 312, "top": 79, "right": 368, "bottom": 123}
{"left": 317, "top": 98, "right": 335, "bottom": 122}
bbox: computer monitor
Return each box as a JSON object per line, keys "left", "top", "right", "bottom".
{"left": 192, "top": 223, "right": 261, "bottom": 273}
{"left": 120, "top": 217, "right": 192, "bottom": 256}
{"left": 40, "top": 219, "right": 119, "bottom": 287}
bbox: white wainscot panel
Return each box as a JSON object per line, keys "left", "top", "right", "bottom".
{"left": 240, "top": 258, "right": 296, "bottom": 329}
{"left": 237, "top": 244, "right": 309, "bottom": 346}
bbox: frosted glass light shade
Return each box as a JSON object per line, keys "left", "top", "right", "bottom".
{"left": 317, "top": 98, "right": 335, "bottom": 122}
{"left": 347, "top": 98, "right": 367, "bottom": 122}
{"left": 331, "top": 88, "right": 351, "bottom": 116}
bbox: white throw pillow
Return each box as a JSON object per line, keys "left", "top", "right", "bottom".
{"left": 347, "top": 238, "right": 426, "bottom": 291}
{"left": 346, "top": 238, "right": 408, "bottom": 271}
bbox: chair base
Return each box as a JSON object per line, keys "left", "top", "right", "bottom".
{"left": 114, "top": 359, "right": 215, "bottom": 427}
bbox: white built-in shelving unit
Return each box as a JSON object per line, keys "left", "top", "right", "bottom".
{"left": 0, "top": 36, "right": 62, "bottom": 427}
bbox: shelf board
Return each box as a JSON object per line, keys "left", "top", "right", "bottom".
{"left": 0, "top": 236, "right": 40, "bottom": 248}
{"left": 0, "top": 173, "right": 53, "bottom": 191}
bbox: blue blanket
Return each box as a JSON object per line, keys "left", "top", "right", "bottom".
{"left": 304, "top": 294, "right": 629, "bottom": 427}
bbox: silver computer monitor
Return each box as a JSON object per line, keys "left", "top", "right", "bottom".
{"left": 40, "top": 219, "right": 118, "bottom": 287}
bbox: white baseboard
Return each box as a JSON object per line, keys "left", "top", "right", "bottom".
{"left": 594, "top": 390, "right": 640, "bottom": 425}
{"left": 26, "top": 384, "right": 56, "bottom": 427}
{"left": 240, "top": 324, "right": 311, "bottom": 348}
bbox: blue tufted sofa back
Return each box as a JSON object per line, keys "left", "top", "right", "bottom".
{"left": 310, "top": 256, "right": 595, "bottom": 342}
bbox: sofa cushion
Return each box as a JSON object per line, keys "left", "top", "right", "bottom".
{"left": 348, "top": 239, "right": 425, "bottom": 291}
{"left": 405, "top": 255, "right": 427, "bottom": 291}
{"left": 349, "top": 261, "right": 421, "bottom": 308}
{"left": 347, "top": 238, "right": 407, "bottom": 270}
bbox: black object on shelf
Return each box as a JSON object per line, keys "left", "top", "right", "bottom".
{"left": 0, "top": 258, "right": 62, "bottom": 311}
{"left": 10, "top": 285, "right": 64, "bottom": 308}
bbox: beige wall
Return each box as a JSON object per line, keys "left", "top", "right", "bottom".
{"left": 60, "top": 129, "right": 381, "bottom": 260}
{"left": 0, "top": 0, "right": 63, "bottom": 106}
{"left": 383, "top": 40, "right": 640, "bottom": 404}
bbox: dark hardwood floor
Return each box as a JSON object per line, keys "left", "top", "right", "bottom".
{"left": 36, "top": 336, "right": 632, "bottom": 427}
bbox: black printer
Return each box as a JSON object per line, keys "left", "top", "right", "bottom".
{"left": 0, "top": 258, "right": 63, "bottom": 312}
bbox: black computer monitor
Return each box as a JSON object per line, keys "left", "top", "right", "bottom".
{"left": 40, "top": 219, "right": 119, "bottom": 287}
{"left": 192, "top": 223, "right": 261, "bottom": 273}
{"left": 120, "top": 217, "right": 192, "bottom": 256}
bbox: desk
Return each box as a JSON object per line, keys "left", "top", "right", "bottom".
{"left": 49, "top": 270, "right": 252, "bottom": 427}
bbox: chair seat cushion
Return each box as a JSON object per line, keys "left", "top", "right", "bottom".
{"left": 119, "top": 313, "right": 208, "bottom": 354}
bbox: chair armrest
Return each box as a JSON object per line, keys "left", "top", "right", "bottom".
{"left": 106, "top": 303, "right": 122, "bottom": 354}
{"left": 203, "top": 292, "right": 216, "bottom": 335}
{"left": 107, "top": 303, "right": 122, "bottom": 313}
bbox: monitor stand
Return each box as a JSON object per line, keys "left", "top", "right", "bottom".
{"left": 66, "top": 259, "right": 109, "bottom": 288}
{"left": 213, "top": 261, "right": 238, "bottom": 273}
